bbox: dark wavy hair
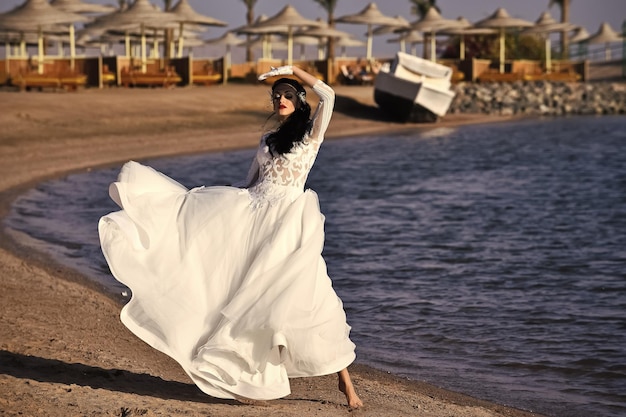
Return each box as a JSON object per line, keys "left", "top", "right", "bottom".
{"left": 266, "top": 78, "right": 312, "bottom": 155}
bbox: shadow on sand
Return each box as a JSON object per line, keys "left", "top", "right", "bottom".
{"left": 333, "top": 94, "right": 398, "bottom": 123}
{"left": 0, "top": 349, "right": 237, "bottom": 405}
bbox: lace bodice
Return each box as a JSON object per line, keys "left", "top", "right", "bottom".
{"left": 240, "top": 80, "right": 335, "bottom": 206}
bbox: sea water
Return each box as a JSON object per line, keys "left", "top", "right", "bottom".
{"left": 6, "top": 116, "right": 626, "bottom": 417}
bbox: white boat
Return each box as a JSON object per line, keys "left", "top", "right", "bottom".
{"left": 374, "top": 52, "right": 456, "bottom": 123}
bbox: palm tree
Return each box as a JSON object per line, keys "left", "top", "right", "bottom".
{"left": 313, "top": 0, "right": 338, "bottom": 60}
{"left": 241, "top": 0, "right": 257, "bottom": 62}
{"left": 549, "top": 0, "right": 571, "bottom": 57}
{"left": 408, "top": 0, "right": 439, "bottom": 16}
{"left": 162, "top": 0, "right": 175, "bottom": 59}
{"left": 313, "top": 0, "right": 338, "bottom": 83}
{"left": 408, "top": 0, "right": 440, "bottom": 59}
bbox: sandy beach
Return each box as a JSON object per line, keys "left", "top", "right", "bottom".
{"left": 0, "top": 83, "right": 541, "bottom": 417}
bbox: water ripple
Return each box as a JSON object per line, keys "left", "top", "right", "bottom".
{"left": 5, "top": 116, "right": 626, "bottom": 417}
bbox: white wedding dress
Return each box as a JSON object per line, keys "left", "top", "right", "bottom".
{"left": 98, "top": 80, "right": 356, "bottom": 400}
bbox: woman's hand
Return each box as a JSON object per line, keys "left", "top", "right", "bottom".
{"left": 258, "top": 66, "right": 293, "bottom": 81}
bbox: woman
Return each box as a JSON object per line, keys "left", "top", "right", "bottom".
{"left": 99, "top": 66, "right": 362, "bottom": 408}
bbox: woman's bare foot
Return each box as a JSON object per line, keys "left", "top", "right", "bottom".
{"left": 338, "top": 368, "right": 363, "bottom": 408}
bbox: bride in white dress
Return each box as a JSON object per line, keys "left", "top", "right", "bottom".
{"left": 98, "top": 66, "right": 363, "bottom": 408}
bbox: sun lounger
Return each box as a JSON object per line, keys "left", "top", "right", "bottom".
{"left": 477, "top": 70, "right": 524, "bottom": 83}
{"left": 101, "top": 65, "right": 116, "bottom": 86}
{"left": 59, "top": 73, "right": 87, "bottom": 91}
{"left": 14, "top": 71, "right": 87, "bottom": 91}
{"left": 15, "top": 73, "right": 61, "bottom": 91}
{"left": 192, "top": 72, "right": 222, "bottom": 85}
{"left": 120, "top": 68, "right": 182, "bottom": 88}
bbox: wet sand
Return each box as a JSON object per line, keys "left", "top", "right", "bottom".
{"left": 0, "top": 84, "right": 542, "bottom": 417}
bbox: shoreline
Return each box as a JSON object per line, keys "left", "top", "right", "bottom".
{"left": 0, "top": 85, "right": 542, "bottom": 416}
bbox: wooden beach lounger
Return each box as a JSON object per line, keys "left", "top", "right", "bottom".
{"left": 120, "top": 67, "right": 182, "bottom": 88}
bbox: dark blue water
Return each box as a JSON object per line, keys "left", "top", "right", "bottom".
{"left": 6, "top": 116, "right": 626, "bottom": 417}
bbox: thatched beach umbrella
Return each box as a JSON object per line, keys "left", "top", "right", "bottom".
{"left": 169, "top": 0, "right": 226, "bottom": 58}
{"left": 205, "top": 31, "right": 243, "bottom": 83}
{"left": 337, "top": 3, "right": 399, "bottom": 60}
{"left": 475, "top": 8, "right": 533, "bottom": 73}
{"left": 439, "top": 17, "right": 496, "bottom": 60}
{"left": 373, "top": 16, "right": 410, "bottom": 36}
{"left": 86, "top": 0, "right": 179, "bottom": 72}
{"left": 240, "top": 34, "right": 289, "bottom": 60}
{"left": 570, "top": 27, "right": 590, "bottom": 43}
{"left": 1, "top": 25, "right": 68, "bottom": 58}
{"left": 372, "top": 15, "right": 410, "bottom": 54}
{"left": 569, "top": 27, "right": 590, "bottom": 57}
{"left": 50, "top": 0, "right": 115, "bottom": 15}
{"left": 334, "top": 36, "right": 366, "bottom": 58}
{"left": 585, "top": 22, "right": 623, "bottom": 60}
{"left": 234, "top": 14, "right": 281, "bottom": 60}
{"left": 387, "top": 30, "right": 423, "bottom": 55}
{"left": 295, "top": 21, "right": 355, "bottom": 60}
{"left": 106, "top": 24, "right": 203, "bottom": 57}
{"left": 522, "top": 11, "right": 576, "bottom": 72}
{"left": 252, "top": 5, "right": 322, "bottom": 65}
{"left": 0, "top": 0, "right": 91, "bottom": 73}
{"left": 402, "top": 7, "right": 465, "bottom": 61}
{"left": 50, "top": 0, "right": 114, "bottom": 66}
{"left": 241, "top": 33, "right": 318, "bottom": 61}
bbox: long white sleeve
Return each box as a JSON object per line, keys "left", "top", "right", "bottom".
{"left": 307, "top": 80, "right": 335, "bottom": 149}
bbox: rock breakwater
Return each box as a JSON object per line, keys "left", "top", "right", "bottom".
{"left": 449, "top": 81, "right": 626, "bottom": 116}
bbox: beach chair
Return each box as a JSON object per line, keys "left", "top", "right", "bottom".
{"left": 14, "top": 72, "right": 61, "bottom": 91}
{"left": 477, "top": 69, "right": 524, "bottom": 83}
{"left": 101, "top": 65, "right": 116, "bottom": 86}
{"left": 59, "top": 72, "right": 87, "bottom": 91}
{"left": 120, "top": 67, "right": 181, "bottom": 88}
{"left": 192, "top": 63, "right": 222, "bottom": 85}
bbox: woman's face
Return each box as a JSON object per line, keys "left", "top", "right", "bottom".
{"left": 272, "top": 84, "right": 298, "bottom": 119}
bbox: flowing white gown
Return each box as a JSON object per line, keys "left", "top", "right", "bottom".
{"left": 98, "top": 80, "right": 356, "bottom": 400}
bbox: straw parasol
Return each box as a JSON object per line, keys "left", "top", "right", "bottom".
{"left": 568, "top": 26, "right": 590, "bottom": 58}
{"left": 294, "top": 20, "right": 355, "bottom": 60}
{"left": 50, "top": 0, "right": 115, "bottom": 66}
{"left": 0, "top": 0, "right": 91, "bottom": 73}
{"left": 334, "top": 36, "right": 366, "bottom": 58}
{"left": 295, "top": 20, "right": 353, "bottom": 39}
{"left": 439, "top": 17, "right": 496, "bottom": 60}
{"left": 169, "top": 0, "right": 227, "bottom": 58}
{"left": 0, "top": 0, "right": 91, "bottom": 29}
{"left": 403, "top": 7, "right": 466, "bottom": 61}
{"left": 570, "top": 27, "right": 590, "bottom": 44}
{"left": 252, "top": 5, "right": 323, "bottom": 65}
{"left": 475, "top": 8, "right": 533, "bottom": 73}
{"left": 372, "top": 15, "right": 411, "bottom": 54}
{"left": 240, "top": 34, "right": 290, "bottom": 61}
{"left": 50, "top": 0, "right": 115, "bottom": 14}
{"left": 522, "top": 11, "right": 576, "bottom": 72}
{"left": 205, "top": 31, "right": 243, "bottom": 83}
{"left": 1, "top": 25, "right": 68, "bottom": 58}
{"left": 233, "top": 14, "right": 276, "bottom": 59}
{"left": 387, "top": 30, "right": 423, "bottom": 55}
{"left": 336, "top": 2, "right": 399, "bottom": 60}
{"left": 86, "top": 0, "right": 179, "bottom": 72}
{"left": 373, "top": 15, "right": 410, "bottom": 36}
{"left": 585, "top": 22, "right": 623, "bottom": 60}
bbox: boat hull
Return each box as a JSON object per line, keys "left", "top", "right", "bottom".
{"left": 373, "top": 52, "right": 456, "bottom": 123}
{"left": 374, "top": 70, "right": 455, "bottom": 123}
